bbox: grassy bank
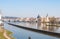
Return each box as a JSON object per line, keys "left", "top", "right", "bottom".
{"left": 0, "top": 26, "right": 15, "bottom": 39}
{"left": 6, "top": 30, "right": 15, "bottom": 39}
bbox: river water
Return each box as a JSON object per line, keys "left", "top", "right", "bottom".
{"left": 4, "top": 22, "right": 60, "bottom": 39}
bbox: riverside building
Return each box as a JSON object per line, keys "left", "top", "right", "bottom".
{"left": 0, "top": 11, "right": 3, "bottom": 26}
{"left": 37, "top": 14, "right": 60, "bottom": 31}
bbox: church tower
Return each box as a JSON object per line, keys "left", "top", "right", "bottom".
{"left": 37, "top": 14, "right": 41, "bottom": 29}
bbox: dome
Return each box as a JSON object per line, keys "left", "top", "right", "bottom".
{"left": 37, "top": 14, "right": 41, "bottom": 18}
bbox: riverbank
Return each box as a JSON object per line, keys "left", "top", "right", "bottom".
{"left": 8, "top": 23, "right": 60, "bottom": 38}
{"left": 0, "top": 26, "right": 14, "bottom": 39}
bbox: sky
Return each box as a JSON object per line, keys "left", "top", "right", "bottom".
{"left": 0, "top": 0, "right": 60, "bottom": 17}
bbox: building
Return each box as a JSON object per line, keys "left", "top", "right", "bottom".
{"left": 0, "top": 11, "right": 3, "bottom": 26}
{"left": 37, "top": 14, "right": 60, "bottom": 30}
{"left": 37, "top": 14, "right": 41, "bottom": 29}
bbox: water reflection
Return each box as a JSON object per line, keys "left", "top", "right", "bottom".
{"left": 37, "top": 22, "right": 60, "bottom": 33}
{"left": 17, "top": 22, "right": 60, "bottom": 33}
{"left": 4, "top": 23, "right": 60, "bottom": 39}
{"left": 18, "top": 22, "right": 37, "bottom": 29}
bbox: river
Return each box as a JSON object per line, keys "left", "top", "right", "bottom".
{"left": 4, "top": 22, "right": 60, "bottom": 39}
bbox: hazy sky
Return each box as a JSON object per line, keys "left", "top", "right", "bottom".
{"left": 0, "top": 0, "right": 60, "bottom": 17}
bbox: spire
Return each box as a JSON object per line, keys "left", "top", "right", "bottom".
{"left": 46, "top": 13, "right": 48, "bottom": 17}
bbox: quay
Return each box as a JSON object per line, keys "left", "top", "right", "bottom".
{"left": 8, "top": 23, "right": 60, "bottom": 38}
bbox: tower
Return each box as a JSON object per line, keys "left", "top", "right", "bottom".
{"left": 0, "top": 10, "right": 3, "bottom": 26}
{"left": 46, "top": 13, "right": 49, "bottom": 22}
{"left": 46, "top": 13, "right": 48, "bottom": 17}
{"left": 37, "top": 14, "right": 41, "bottom": 29}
